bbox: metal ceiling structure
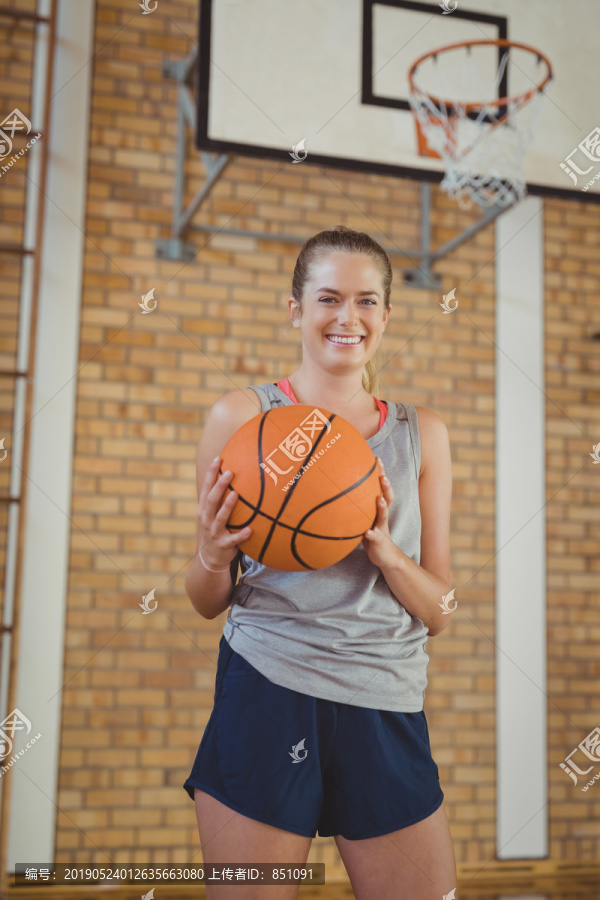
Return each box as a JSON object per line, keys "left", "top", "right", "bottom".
{"left": 157, "top": 50, "right": 508, "bottom": 289}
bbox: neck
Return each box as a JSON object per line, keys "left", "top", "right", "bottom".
{"left": 286, "top": 366, "right": 372, "bottom": 412}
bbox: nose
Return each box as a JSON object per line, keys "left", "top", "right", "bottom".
{"left": 338, "top": 300, "right": 359, "bottom": 327}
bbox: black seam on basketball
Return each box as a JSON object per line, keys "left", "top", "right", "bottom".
{"left": 228, "top": 448, "right": 378, "bottom": 569}
{"left": 229, "top": 491, "right": 367, "bottom": 540}
{"left": 255, "top": 411, "right": 270, "bottom": 523}
{"left": 290, "top": 457, "right": 379, "bottom": 565}
{"left": 258, "top": 411, "right": 337, "bottom": 565}
{"left": 223, "top": 408, "right": 378, "bottom": 571}
{"left": 222, "top": 412, "right": 271, "bottom": 529}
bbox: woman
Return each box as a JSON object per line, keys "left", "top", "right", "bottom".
{"left": 183, "top": 226, "right": 457, "bottom": 900}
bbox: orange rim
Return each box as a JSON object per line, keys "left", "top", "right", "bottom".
{"left": 408, "top": 38, "right": 553, "bottom": 115}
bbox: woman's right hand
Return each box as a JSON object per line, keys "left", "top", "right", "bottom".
{"left": 197, "top": 456, "right": 252, "bottom": 569}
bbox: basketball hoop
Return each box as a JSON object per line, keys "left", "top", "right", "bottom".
{"left": 408, "top": 39, "right": 553, "bottom": 209}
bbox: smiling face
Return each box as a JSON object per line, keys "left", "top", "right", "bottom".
{"left": 288, "top": 252, "right": 391, "bottom": 372}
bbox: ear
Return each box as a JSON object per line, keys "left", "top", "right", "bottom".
{"left": 288, "top": 296, "right": 301, "bottom": 328}
{"left": 382, "top": 303, "right": 391, "bottom": 329}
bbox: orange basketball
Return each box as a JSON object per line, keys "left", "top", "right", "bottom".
{"left": 219, "top": 404, "right": 381, "bottom": 571}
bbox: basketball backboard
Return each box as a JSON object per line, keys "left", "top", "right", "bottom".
{"left": 196, "top": 0, "right": 600, "bottom": 202}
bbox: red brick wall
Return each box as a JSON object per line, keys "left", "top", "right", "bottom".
{"left": 543, "top": 199, "right": 600, "bottom": 860}
{"left": 1, "top": 0, "right": 599, "bottom": 877}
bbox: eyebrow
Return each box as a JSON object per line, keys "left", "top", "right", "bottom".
{"left": 315, "top": 287, "right": 380, "bottom": 298}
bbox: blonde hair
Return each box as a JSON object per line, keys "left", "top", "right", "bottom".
{"left": 290, "top": 225, "right": 392, "bottom": 397}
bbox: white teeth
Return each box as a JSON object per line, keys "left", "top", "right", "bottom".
{"left": 326, "top": 335, "right": 363, "bottom": 344}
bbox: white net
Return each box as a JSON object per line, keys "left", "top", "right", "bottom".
{"left": 408, "top": 43, "right": 550, "bottom": 210}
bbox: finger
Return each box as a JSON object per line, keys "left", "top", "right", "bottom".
{"left": 365, "top": 505, "right": 378, "bottom": 537}
{"left": 210, "top": 506, "right": 239, "bottom": 547}
{"left": 216, "top": 493, "right": 253, "bottom": 547}
{"left": 198, "top": 521, "right": 249, "bottom": 567}
{"left": 366, "top": 497, "right": 385, "bottom": 536}
{"left": 205, "top": 468, "right": 234, "bottom": 517}
{"left": 377, "top": 460, "right": 393, "bottom": 490}
{"left": 215, "top": 488, "right": 238, "bottom": 521}
{"left": 210, "top": 490, "right": 242, "bottom": 541}
{"left": 200, "top": 481, "right": 234, "bottom": 537}
{"left": 214, "top": 519, "right": 251, "bottom": 545}
{"left": 198, "top": 456, "right": 222, "bottom": 513}
{"left": 380, "top": 469, "right": 394, "bottom": 497}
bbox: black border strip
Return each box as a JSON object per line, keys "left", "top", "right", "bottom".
{"left": 195, "top": 0, "right": 600, "bottom": 205}
{"left": 197, "top": 0, "right": 212, "bottom": 153}
{"left": 362, "top": 0, "right": 508, "bottom": 113}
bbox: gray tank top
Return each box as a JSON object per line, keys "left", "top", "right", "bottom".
{"left": 222, "top": 382, "right": 429, "bottom": 712}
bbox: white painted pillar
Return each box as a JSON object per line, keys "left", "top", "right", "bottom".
{"left": 8, "top": 0, "right": 95, "bottom": 868}
{"left": 495, "top": 196, "right": 547, "bottom": 857}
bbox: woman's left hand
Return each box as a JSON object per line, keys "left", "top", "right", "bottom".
{"left": 362, "top": 457, "right": 399, "bottom": 570}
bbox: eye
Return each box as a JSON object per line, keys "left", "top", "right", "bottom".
{"left": 318, "top": 297, "right": 376, "bottom": 304}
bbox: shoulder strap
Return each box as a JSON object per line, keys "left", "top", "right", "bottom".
{"left": 245, "top": 383, "right": 272, "bottom": 412}
{"left": 398, "top": 402, "right": 421, "bottom": 482}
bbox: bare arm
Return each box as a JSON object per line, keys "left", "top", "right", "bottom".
{"left": 374, "top": 407, "right": 453, "bottom": 637}
{"left": 184, "top": 539, "right": 240, "bottom": 621}
{"left": 184, "top": 391, "right": 258, "bottom": 620}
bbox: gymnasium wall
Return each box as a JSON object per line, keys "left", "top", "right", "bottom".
{"left": 1, "top": 0, "right": 599, "bottom": 876}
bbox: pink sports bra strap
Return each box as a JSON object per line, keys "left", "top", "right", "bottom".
{"left": 276, "top": 378, "right": 387, "bottom": 430}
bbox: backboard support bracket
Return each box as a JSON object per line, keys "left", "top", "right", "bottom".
{"left": 157, "top": 51, "right": 232, "bottom": 262}
{"left": 403, "top": 183, "right": 508, "bottom": 288}
{"left": 158, "top": 53, "right": 513, "bottom": 286}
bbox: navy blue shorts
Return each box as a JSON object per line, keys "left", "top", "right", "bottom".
{"left": 183, "top": 635, "right": 444, "bottom": 840}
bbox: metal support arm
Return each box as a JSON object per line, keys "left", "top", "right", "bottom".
{"left": 156, "top": 52, "right": 231, "bottom": 262}
{"left": 157, "top": 53, "right": 510, "bottom": 282}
